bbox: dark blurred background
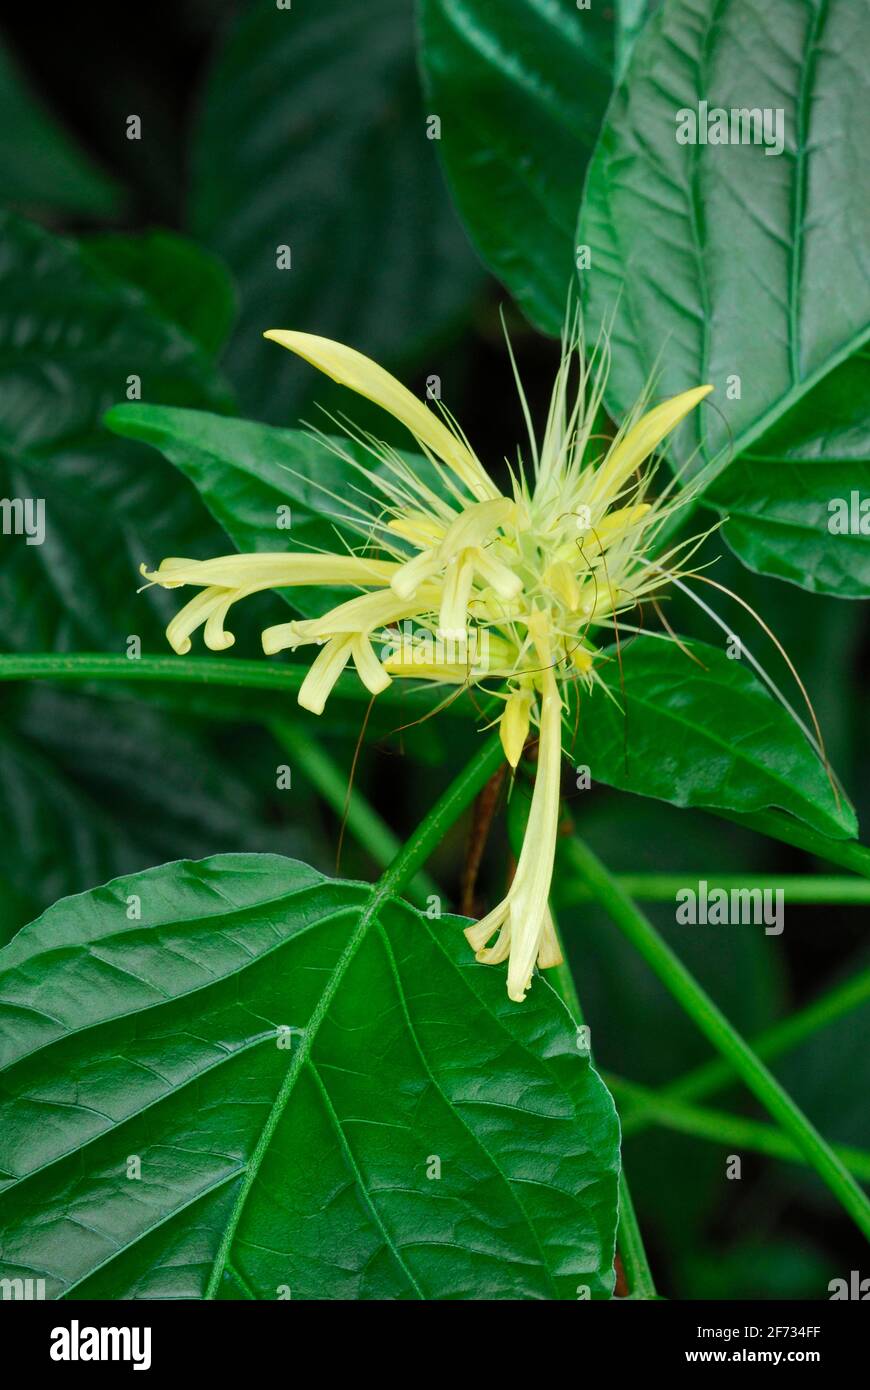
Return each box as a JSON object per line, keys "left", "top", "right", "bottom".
{"left": 2, "top": 0, "right": 868, "bottom": 1299}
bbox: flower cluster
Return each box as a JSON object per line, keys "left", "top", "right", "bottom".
{"left": 143, "top": 328, "right": 710, "bottom": 1000}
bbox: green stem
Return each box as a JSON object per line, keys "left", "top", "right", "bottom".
{"left": 609, "top": 1076, "right": 870, "bottom": 1182}
{"left": 614, "top": 1169, "right": 658, "bottom": 1300}
{"left": 563, "top": 837, "right": 870, "bottom": 1240}
{"left": 0, "top": 651, "right": 447, "bottom": 712}
{"left": 377, "top": 733, "right": 505, "bottom": 898}
{"left": 562, "top": 872, "right": 870, "bottom": 905}
{"left": 547, "top": 907, "right": 657, "bottom": 1300}
{"left": 270, "top": 718, "right": 438, "bottom": 907}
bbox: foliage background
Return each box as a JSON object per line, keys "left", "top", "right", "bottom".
{"left": 0, "top": 0, "right": 867, "bottom": 1298}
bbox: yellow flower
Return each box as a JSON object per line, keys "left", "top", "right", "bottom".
{"left": 142, "top": 327, "right": 711, "bottom": 1000}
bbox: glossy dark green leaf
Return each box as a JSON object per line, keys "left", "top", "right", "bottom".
{"left": 706, "top": 350, "right": 870, "bottom": 598}
{"left": 614, "top": 0, "right": 658, "bottom": 80}
{"left": 189, "top": 0, "right": 483, "bottom": 420}
{"left": 578, "top": 0, "right": 870, "bottom": 582}
{"left": 104, "top": 401, "right": 451, "bottom": 622}
{"left": 0, "top": 40, "right": 121, "bottom": 218}
{"left": 0, "top": 686, "right": 316, "bottom": 944}
{"left": 0, "top": 213, "right": 231, "bottom": 653}
{"left": 81, "top": 231, "right": 237, "bottom": 357}
{"left": 0, "top": 215, "right": 275, "bottom": 937}
{"left": 0, "top": 854, "right": 620, "bottom": 1300}
{"left": 419, "top": 0, "right": 613, "bottom": 333}
{"left": 570, "top": 637, "right": 856, "bottom": 840}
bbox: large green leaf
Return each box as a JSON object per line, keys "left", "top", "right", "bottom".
{"left": 570, "top": 637, "right": 856, "bottom": 840}
{"left": 0, "top": 39, "right": 121, "bottom": 218}
{"left": 81, "top": 231, "right": 237, "bottom": 358}
{"left": 0, "top": 853, "right": 620, "bottom": 1300}
{"left": 418, "top": 0, "right": 613, "bottom": 334}
{"left": 0, "top": 213, "right": 231, "bottom": 653}
{"left": 578, "top": 0, "right": 870, "bottom": 592}
{"left": 0, "top": 215, "right": 284, "bottom": 936}
{"left": 706, "top": 350, "right": 870, "bottom": 598}
{"left": 189, "top": 0, "right": 483, "bottom": 421}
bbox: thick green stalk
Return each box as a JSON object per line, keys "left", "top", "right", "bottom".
{"left": 634, "top": 965, "right": 870, "bottom": 1120}
{"left": 563, "top": 837, "right": 870, "bottom": 1239}
{"left": 0, "top": 651, "right": 437, "bottom": 710}
{"left": 609, "top": 1076, "right": 870, "bottom": 1182}
{"left": 377, "top": 734, "right": 505, "bottom": 897}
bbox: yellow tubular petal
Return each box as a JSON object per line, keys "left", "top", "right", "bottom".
{"left": 390, "top": 548, "right": 442, "bottom": 600}
{"left": 589, "top": 385, "right": 713, "bottom": 505}
{"left": 290, "top": 584, "right": 443, "bottom": 642}
{"left": 351, "top": 634, "right": 391, "bottom": 695}
{"left": 475, "top": 920, "right": 513, "bottom": 966}
{"left": 438, "top": 550, "right": 475, "bottom": 637}
{"left": 165, "top": 587, "right": 228, "bottom": 655}
{"left": 298, "top": 636, "right": 354, "bottom": 715}
{"left": 203, "top": 593, "right": 239, "bottom": 652}
{"left": 464, "top": 901, "right": 509, "bottom": 954}
{"left": 261, "top": 621, "right": 307, "bottom": 656}
{"left": 585, "top": 504, "right": 651, "bottom": 556}
{"left": 536, "top": 907, "right": 564, "bottom": 969}
{"left": 264, "top": 330, "right": 499, "bottom": 501}
{"left": 543, "top": 559, "right": 581, "bottom": 611}
{"left": 499, "top": 688, "right": 532, "bottom": 768}
{"left": 386, "top": 514, "right": 446, "bottom": 548}
{"left": 472, "top": 547, "right": 523, "bottom": 600}
{"left": 505, "top": 665, "right": 563, "bottom": 1001}
{"left": 571, "top": 645, "right": 594, "bottom": 674}
{"left": 146, "top": 553, "right": 399, "bottom": 591}
{"left": 438, "top": 497, "right": 513, "bottom": 555}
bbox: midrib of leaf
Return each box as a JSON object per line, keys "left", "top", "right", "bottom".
{"left": 714, "top": 324, "right": 870, "bottom": 478}
{"left": 203, "top": 881, "right": 567, "bottom": 1301}
{"left": 306, "top": 1058, "right": 427, "bottom": 1300}
{"left": 202, "top": 875, "right": 402, "bottom": 1298}
{"left": 591, "top": 0, "right": 869, "bottom": 498}
{"left": 788, "top": 0, "right": 828, "bottom": 387}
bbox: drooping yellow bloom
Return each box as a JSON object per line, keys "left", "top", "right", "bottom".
{"left": 142, "top": 326, "right": 711, "bottom": 1001}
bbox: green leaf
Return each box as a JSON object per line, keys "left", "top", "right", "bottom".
{"left": 104, "top": 402, "right": 451, "bottom": 621}
{"left": 419, "top": 0, "right": 613, "bottom": 334}
{"left": 81, "top": 231, "right": 237, "bottom": 357}
{"left": 571, "top": 637, "right": 856, "bottom": 840}
{"left": 0, "top": 213, "right": 231, "bottom": 653}
{"left": 0, "top": 40, "right": 121, "bottom": 219}
{"left": 0, "top": 215, "right": 270, "bottom": 937}
{"left": 614, "top": 0, "right": 658, "bottom": 81}
{"left": 0, "top": 853, "right": 620, "bottom": 1300}
{"left": 705, "top": 350, "right": 870, "bottom": 598}
{"left": 578, "top": 0, "right": 870, "bottom": 571}
{"left": 189, "top": 0, "right": 483, "bottom": 420}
